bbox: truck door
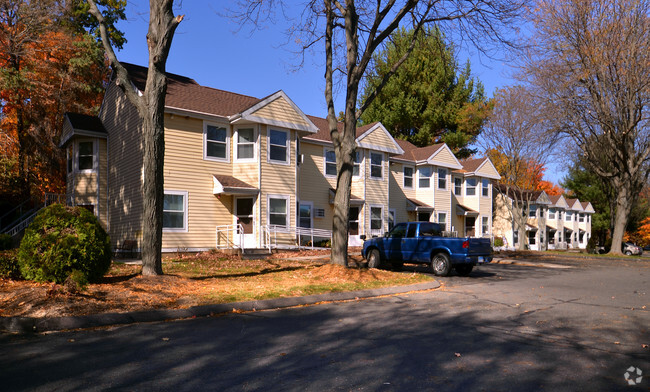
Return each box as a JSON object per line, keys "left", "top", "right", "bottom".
{"left": 384, "top": 223, "right": 407, "bottom": 261}
{"left": 400, "top": 223, "right": 419, "bottom": 262}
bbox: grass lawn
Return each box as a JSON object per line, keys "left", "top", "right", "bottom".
{"left": 0, "top": 250, "right": 434, "bottom": 319}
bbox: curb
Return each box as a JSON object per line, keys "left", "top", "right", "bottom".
{"left": 0, "top": 281, "right": 440, "bottom": 334}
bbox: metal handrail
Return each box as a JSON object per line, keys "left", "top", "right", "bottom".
{"left": 215, "top": 224, "right": 244, "bottom": 249}
{"left": 262, "top": 225, "right": 333, "bottom": 250}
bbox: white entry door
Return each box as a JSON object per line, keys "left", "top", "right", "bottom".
{"left": 235, "top": 197, "right": 256, "bottom": 248}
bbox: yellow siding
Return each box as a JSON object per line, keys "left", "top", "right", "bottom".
{"left": 451, "top": 197, "right": 464, "bottom": 233}
{"left": 252, "top": 97, "right": 309, "bottom": 127}
{"left": 74, "top": 173, "right": 97, "bottom": 204}
{"left": 358, "top": 127, "right": 396, "bottom": 150}
{"left": 101, "top": 83, "right": 144, "bottom": 247}
{"left": 476, "top": 160, "right": 499, "bottom": 178}
{"left": 364, "top": 150, "right": 388, "bottom": 234}
{"left": 389, "top": 163, "right": 411, "bottom": 223}
{"left": 434, "top": 170, "right": 451, "bottom": 227}
{"left": 260, "top": 125, "right": 296, "bottom": 230}
{"left": 162, "top": 113, "right": 234, "bottom": 249}
{"left": 298, "top": 142, "right": 335, "bottom": 231}
{"left": 430, "top": 147, "right": 458, "bottom": 167}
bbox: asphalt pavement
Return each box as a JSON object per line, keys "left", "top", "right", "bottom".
{"left": 1, "top": 256, "right": 648, "bottom": 391}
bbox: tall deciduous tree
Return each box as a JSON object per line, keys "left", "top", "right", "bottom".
{"left": 88, "top": 0, "right": 183, "bottom": 275}
{"left": 235, "top": 0, "right": 523, "bottom": 266}
{"left": 481, "top": 85, "right": 559, "bottom": 250}
{"left": 360, "top": 27, "right": 490, "bottom": 158}
{"left": 524, "top": 0, "right": 650, "bottom": 255}
{"left": 0, "top": 0, "right": 122, "bottom": 204}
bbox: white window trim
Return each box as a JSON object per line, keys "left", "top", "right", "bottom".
{"left": 437, "top": 211, "right": 448, "bottom": 230}
{"left": 549, "top": 208, "right": 556, "bottom": 220}
{"left": 75, "top": 139, "right": 97, "bottom": 174}
{"left": 369, "top": 152, "right": 384, "bottom": 180}
{"left": 353, "top": 150, "right": 363, "bottom": 178}
{"left": 369, "top": 204, "right": 384, "bottom": 234}
{"left": 299, "top": 200, "right": 313, "bottom": 229}
{"left": 465, "top": 177, "right": 477, "bottom": 196}
{"left": 437, "top": 168, "right": 447, "bottom": 190}
{"left": 203, "top": 122, "right": 230, "bottom": 162}
{"left": 403, "top": 166, "right": 414, "bottom": 189}
{"left": 453, "top": 176, "right": 462, "bottom": 196}
{"left": 480, "top": 216, "right": 490, "bottom": 236}
{"left": 234, "top": 126, "right": 258, "bottom": 162}
{"left": 481, "top": 178, "right": 490, "bottom": 197}
{"left": 267, "top": 128, "right": 290, "bottom": 165}
{"left": 163, "top": 190, "right": 189, "bottom": 233}
{"left": 323, "top": 147, "right": 337, "bottom": 177}
{"left": 267, "top": 194, "right": 291, "bottom": 229}
{"left": 418, "top": 166, "right": 432, "bottom": 189}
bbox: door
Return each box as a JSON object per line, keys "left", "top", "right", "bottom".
{"left": 465, "top": 217, "right": 476, "bottom": 237}
{"left": 235, "top": 197, "right": 256, "bottom": 248}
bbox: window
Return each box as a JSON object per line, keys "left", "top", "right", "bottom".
{"left": 558, "top": 210, "right": 563, "bottom": 220}
{"left": 482, "top": 178, "right": 489, "bottom": 197}
{"left": 299, "top": 203, "right": 311, "bottom": 228}
{"left": 528, "top": 231, "right": 536, "bottom": 245}
{"left": 587, "top": 215, "right": 590, "bottom": 223}
{"left": 466, "top": 178, "right": 477, "bottom": 196}
{"left": 78, "top": 141, "right": 94, "bottom": 171}
{"left": 388, "top": 209, "right": 396, "bottom": 231}
{"left": 529, "top": 205, "right": 537, "bottom": 218}
{"left": 205, "top": 124, "right": 228, "bottom": 160}
{"left": 514, "top": 230, "right": 519, "bottom": 244}
{"left": 268, "top": 196, "right": 289, "bottom": 227}
{"left": 236, "top": 128, "right": 255, "bottom": 160}
{"left": 566, "top": 212, "right": 572, "bottom": 222}
{"left": 579, "top": 213, "right": 584, "bottom": 222}
{"left": 349, "top": 207, "right": 360, "bottom": 235}
{"left": 370, "top": 207, "right": 383, "bottom": 232}
{"left": 269, "top": 129, "right": 289, "bottom": 163}
{"left": 549, "top": 208, "right": 556, "bottom": 220}
{"left": 388, "top": 223, "right": 407, "bottom": 238}
{"left": 419, "top": 167, "right": 432, "bottom": 188}
{"left": 558, "top": 231, "right": 562, "bottom": 242}
{"left": 437, "top": 212, "right": 447, "bottom": 231}
{"left": 325, "top": 149, "right": 337, "bottom": 176}
{"left": 370, "top": 152, "right": 383, "bottom": 178}
{"left": 404, "top": 167, "right": 414, "bottom": 188}
{"left": 420, "top": 223, "right": 442, "bottom": 237}
{"left": 437, "top": 168, "right": 447, "bottom": 189}
{"left": 67, "top": 145, "right": 73, "bottom": 173}
{"left": 163, "top": 191, "right": 188, "bottom": 232}
{"left": 353, "top": 151, "right": 362, "bottom": 176}
{"left": 482, "top": 216, "right": 489, "bottom": 235}
{"left": 418, "top": 211, "right": 431, "bottom": 222}
{"left": 454, "top": 177, "right": 462, "bottom": 195}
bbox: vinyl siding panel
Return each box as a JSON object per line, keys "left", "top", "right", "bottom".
{"left": 101, "top": 83, "right": 144, "bottom": 247}
{"left": 260, "top": 125, "right": 296, "bottom": 230}
{"left": 389, "top": 163, "right": 410, "bottom": 224}
{"left": 98, "top": 139, "right": 108, "bottom": 228}
{"left": 163, "top": 113, "right": 234, "bottom": 249}
{"left": 364, "top": 151, "right": 388, "bottom": 234}
{"left": 358, "top": 128, "right": 396, "bottom": 150}
{"left": 73, "top": 173, "right": 97, "bottom": 205}
{"left": 434, "top": 169, "right": 451, "bottom": 228}
{"left": 298, "top": 142, "right": 335, "bottom": 231}
{"left": 252, "top": 97, "right": 309, "bottom": 127}
{"left": 430, "top": 147, "right": 458, "bottom": 167}
{"left": 476, "top": 161, "right": 499, "bottom": 178}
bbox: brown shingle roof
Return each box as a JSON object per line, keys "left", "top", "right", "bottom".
{"left": 459, "top": 158, "right": 486, "bottom": 173}
{"left": 303, "top": 115, "right": 381, "bottom": 143}
{"left": 392, "top": 139, "right": 445, "bottom": 162}
{"left": 213, "top": 175, "right": 257, "bottom": 190}
{"left": 121, "top": 63, "right": 262, "bottom": 117}
{"left": 65, "top": 112, "right": 107, "bottom": 133}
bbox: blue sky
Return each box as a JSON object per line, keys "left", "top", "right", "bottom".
{"left": 113, "top": 1, "right": 562, "bottom": 183}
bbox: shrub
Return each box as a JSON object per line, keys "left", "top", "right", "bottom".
{"left": 0, "top": 250, "right": 21, "bottom": 279}
{"left": 0, "top": 233, "right": 13, "bottom": 250}
{"left": 493, "top": 237, "right": 504, "bottom": 247}
{"left": 586, "top": 235, "right": 599, "bottom": 253}
{"left": 17, "top": 204, "right": 112, "bottom": 284}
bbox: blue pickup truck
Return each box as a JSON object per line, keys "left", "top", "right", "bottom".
{"left": 361, "top": 221, "right": 493, "bottom": 276}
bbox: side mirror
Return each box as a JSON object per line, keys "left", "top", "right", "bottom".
{"left": 359, "top": 235, "right": 366, "bottom": 241}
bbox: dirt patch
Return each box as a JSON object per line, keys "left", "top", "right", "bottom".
{"left": 1, "top": 250, "right": 432, "bottom": 319}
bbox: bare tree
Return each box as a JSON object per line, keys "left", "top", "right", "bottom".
{"left": 87, "top": 0, "right": 183, "bottom": 275}
{"left": 480, "top": 85, "right": 559, "bottom": 250}
{"left": 523, "top": 0, "right": 650, "bottom": 255}
{"left": 234, "top": 0, "right": 524, "bottom": 266}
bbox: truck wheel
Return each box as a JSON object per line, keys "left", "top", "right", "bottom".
{"left": 431, "top": 253, "right": 451, "bottom": 277}
{"left": 367, "top": 249, "right": 381, "bottom": 269}
{"left": 455, "top": 265, "right": 473, "bottom": 276}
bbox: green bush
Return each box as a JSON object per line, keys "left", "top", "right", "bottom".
{"left": 0, "top": 250, "right": 21, "bottom": 279}
{"left": 586, "top": 235, "right": 598, "bottom": 253}
{"left": 493, "top": 237, "right": 504, "bottom": 247}
{"left": 0, "top": 233, "right": 13, "bottom": 250}
{"left": 17, "top": 204, "right": 112, "bottom": 284}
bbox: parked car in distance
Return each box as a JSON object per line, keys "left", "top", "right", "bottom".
{"left": 622, "top": 242, "right": 643, "bottom": 256}
{"left": 643, "top": 244, "right": 650, "bottom": 252}
{"left": 360, "top": 221, "right": 493, "bottom": 276}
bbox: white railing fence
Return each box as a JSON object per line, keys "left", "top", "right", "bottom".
{"left": 215, "top": 224, "right": 244, "bottom": 250}
{"left": 262, "top": 225, "right": 332, "bottom": 250}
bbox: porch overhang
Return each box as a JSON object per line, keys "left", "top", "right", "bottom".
{"left": 525, "top": 223, "right": 537, "bottom": 232}
{"left": 455, "top": 203, "right": 479, "bottom": 216}
{"left": 212, "top": 175, "right": 259, "bottom": 195}
{"left": 406, "top": 198, "right": 433, "bottom": 212}
{"left": 546, "top": 222, "right": 557, "bottom": 230}
{"left": 329, "top": 188, "right": 364, "bottom": 205}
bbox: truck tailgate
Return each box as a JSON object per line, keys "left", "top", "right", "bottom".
{"left": 467, "top": 238, "right": 492, "bottom": 256}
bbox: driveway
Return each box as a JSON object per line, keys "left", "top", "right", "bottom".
{"left": 1, "top": 258, "right": 648, "bottom": 391}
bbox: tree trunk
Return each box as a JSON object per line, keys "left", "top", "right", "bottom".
{"left": 608, "top": 183, "right": 632, "bottom": 256}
